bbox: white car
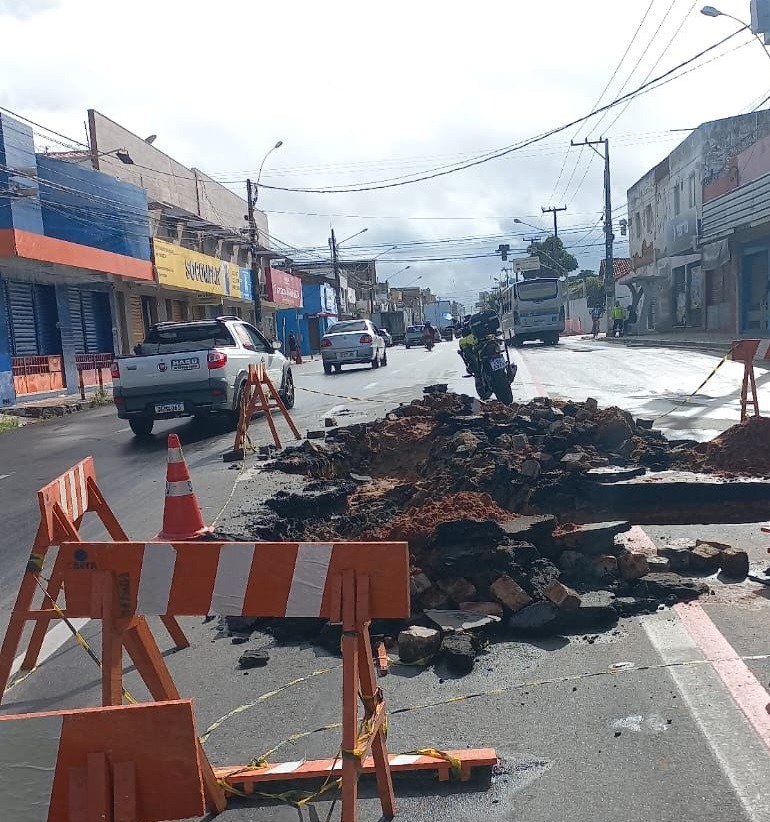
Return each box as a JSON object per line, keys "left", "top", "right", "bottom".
{"left": 112, "top": 316, "right": 294, "bottom": 436}
{"left": 321, "top": 319, "right": 387, "bottom": 374}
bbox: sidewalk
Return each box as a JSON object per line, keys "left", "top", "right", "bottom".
{"left": 591, "top": 330, "right": 736, "bottom": 357}
{"left": 3, "top": 387, "right": 113, "bottom": 419}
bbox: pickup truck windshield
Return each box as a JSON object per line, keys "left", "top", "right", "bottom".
{"left": 517, "top": 281, "right": 558, "bottom": 302}
{"left": 139, "top": 322, "right": 234, "bottom": 354}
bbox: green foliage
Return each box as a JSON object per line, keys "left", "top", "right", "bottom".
{"left": 526, "top": 236, "right": 578, "bottom": 278}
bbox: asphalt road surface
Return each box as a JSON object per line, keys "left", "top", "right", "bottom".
{"left": 3, "top": 337, "right": 770, "bottom": 821}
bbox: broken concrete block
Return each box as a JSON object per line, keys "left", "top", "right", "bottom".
{"left": 437, "top": 577, "right": 477, "bottom": 604}
{"left": 689, "top": 543, "right": 721, "bottom": 574}
{"left": 695, "top": 539, "right": 733, "bottom": 553}
{"left": 442, "top": 634, "right": 476, "bottom": 675}
{"left": 507, "top": 601, "right": 560, "bottom": 634}
{"left": 554, "top": 521, "right": 631, "bottom": 555}
{"left": 420, "top": 587, "right": 451, "bottom": 610}
{"left": 719, "top": 548, "right": 749, "bottom": 579}
{"left": 306, "top": 429, "right": 326, "bottom": 440}
{"left": 398, "top": 626, "right": 441, "bottom": 664}
{"left": 657, "top": 544, "right": 691, "bottom": 573}
{"left": 500, "top": 515, "right": 557, "bottom": 544}
{"left": 585, "top": 397, "right": 599, "bottom": 413}
{"left": 549, "top": 419, "right": 566, "bottom": 435}
{"left": 324, "top": 416, "right": 338, "bottom": 428}
{"left": 490, "top": 574, "right": 533, "bottom": 613}
{"left": 633, "top": 573, "right": 710, "bottom": 601}
{"left": 238, "top": 649, "right": 270, "bottom": 669}
{"left": 575, "top": 409, "right": 594, "bottom": 422}
{"left": 561, "top": 451, "right": 589, "bottom": 470}
{"left": 510, "top": 433, "right": 529, "bottom": 452}
{"left": 424, "top": 609, "right": 499, "bottom": 633}
{"left": 617, "top": 552, "right": 650, "bottom": 581}
{"left": 544, "top": 580, "right": 582, "bottom": 611}
{"left": 558, "top": 550, "right": 584, "bottom": 574}
{"left": 226, "top": 616, "right": 260, "bottom": 635}
{"left": 590, "top": 554, "right": 619, "bottom": 580}
{"left": 520, "top": 459, "right": 541, "bottom": 480}
{"left": 459, "top": 601, "right": 504, "bottom": 619}
{"left": 646, "top": 556, "right": 670, "bottom": 573}
{"left": 596, "top": 417, "right": 634, "bottom": 451}
{"left": 410, "top": 572, "right": 433, "bottom": 598}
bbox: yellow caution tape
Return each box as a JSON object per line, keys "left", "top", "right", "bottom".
{"left": 411, "top": 748, "right": 463, "bottom": 779}
{"left": 26, "top": 553, "right": 44, "bottom": 573}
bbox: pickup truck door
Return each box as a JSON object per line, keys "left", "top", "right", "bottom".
{"left": 238, "top": 323, "right": 283, "bottom": 387}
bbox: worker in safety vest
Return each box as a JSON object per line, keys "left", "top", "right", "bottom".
{"left": 610, "top": 301, "right": 627, "bottom": 337}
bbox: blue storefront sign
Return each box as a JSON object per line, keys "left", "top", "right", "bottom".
{"left": 239, "top": 267, "right": 254, "bottom": 301}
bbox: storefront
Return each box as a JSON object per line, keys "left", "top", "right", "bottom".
{"left": 277, "top": 282, "right": 336, "bottom": 357}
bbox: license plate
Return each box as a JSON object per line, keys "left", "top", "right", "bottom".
{"left": 490, "top": 357, "right": 507, "bottom": 372}
{"left": 343, "top": 351, "right": 357, "bottom": 359}
{"left": 155, "top": 402, "right": 184, "bottom": 414}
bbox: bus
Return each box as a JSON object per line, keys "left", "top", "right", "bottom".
{"left": 499, "top": 277, "right": 566, "bottom": 346}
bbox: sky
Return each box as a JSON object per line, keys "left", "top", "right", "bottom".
{"left": 1, "top": 0, "right": 768, "bottom": 310}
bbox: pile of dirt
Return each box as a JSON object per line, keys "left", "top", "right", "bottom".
{"left": 369, "top": 491, "right": 514, "bottom": 549}
{"left": 699, "top": 416, "right": 770, "bottom": 476}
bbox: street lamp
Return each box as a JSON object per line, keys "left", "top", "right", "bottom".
{"left": 701, "top": 6, "right": 770, "bottom": 59}
{"left": 246, "top": 140, "right": 283, "bottom": 327}
{"left": 513, "top": 217, "right": 545, "bottom": 235}
{"left": 337, "top": 227, "right": 369, "bottom": 247}
{"left": 389, "top": 265, "right": 411, "bottom": 279}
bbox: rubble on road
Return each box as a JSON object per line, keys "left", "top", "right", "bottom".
{"left": 224, "top": 390, "right": 766, "bottom": 675}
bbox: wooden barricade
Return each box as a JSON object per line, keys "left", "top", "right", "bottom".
{"left": 731, "top": 339, "right": 762, "bottom": 421}
{"left": 229, "top": 362, "right": 301, "bottom": 458}
{"left": 0, "top": 700, "right": 211, "bottom": 821}
{"left": 0, "top": 457, "right": 189, "bottom": 702}
{"left": 51, "top": 539, "right": 496, "bottom": 821}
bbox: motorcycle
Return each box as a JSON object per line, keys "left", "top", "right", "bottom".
{"left": 459, "top": 311, "right": 517, "bottom": 404}
{"left": 424, "top": 337, "right": 434, "bottom": 351}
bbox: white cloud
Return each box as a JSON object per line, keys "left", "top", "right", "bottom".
{"left": 0, "top": 0, "right": 764, "bottom": 302}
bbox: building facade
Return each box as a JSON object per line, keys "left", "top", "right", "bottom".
{"left": 276, "top": 282, "right": 337, "bottom": 357}
{"left": 625, "top": 110, "right": 770, "bottom": 334}
{"left": 0, "top": 113, "right": 153, "bottom": 405}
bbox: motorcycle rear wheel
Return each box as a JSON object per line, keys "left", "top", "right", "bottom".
{"left": 490, "top": 367, "right": 514, "bottom": 405}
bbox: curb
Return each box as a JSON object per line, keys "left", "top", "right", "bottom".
{"left": 4, "top": 393, "right": 113, "bottom": 420}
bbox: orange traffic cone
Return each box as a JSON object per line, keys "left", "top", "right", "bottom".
{"left": 157, "top": 434, "right": 212, "bottom": 540}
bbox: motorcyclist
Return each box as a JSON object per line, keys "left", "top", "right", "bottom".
{"left": 423, "top": 321, "right": 437, "bottom": 347}
{"left": 458, "top": 316, "right": 478, "bottom": 375}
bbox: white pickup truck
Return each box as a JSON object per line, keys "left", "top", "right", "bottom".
{"left": 111, "top": 316, "right": 294, "bottom": 437}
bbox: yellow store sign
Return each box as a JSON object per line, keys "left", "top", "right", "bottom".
{"left": 153, "top": 239, "right": 241, "bottom": 299}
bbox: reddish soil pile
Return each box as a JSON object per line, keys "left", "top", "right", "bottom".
{"left": 365, "top": 416, "right": 437, "bottom": 479}
{"left": 371, "top": 491, "right": 515, "bottom": 549}
{"left": 700, "top": 416, "right": 770, "bottom": 475}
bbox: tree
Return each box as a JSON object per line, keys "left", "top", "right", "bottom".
{"left": 526, "top": 236, "right": 578, "bottom": 278}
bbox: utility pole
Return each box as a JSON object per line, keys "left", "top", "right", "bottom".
{"left": 246, "top": 178, "right": 262, "bottom": 326}
{"left": 570, "top": 138, "right": 613, "bottom": 327}
{"left": 541, "top": 205, "right": 567, "bottom": 237}
{"left": 329, "top": 228, "right": 342, "bottom": 320}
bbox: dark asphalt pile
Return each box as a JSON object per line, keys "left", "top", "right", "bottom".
{"left": 227, "top": 390, "right": 750, "bottom": 675}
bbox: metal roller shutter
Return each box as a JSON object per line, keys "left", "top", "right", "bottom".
{"left": 6, "top": 281, "right": 37, "bottom": 355}
{"left": 68, "top": 287, "right": 86, "bottom": 353}
{"left": 128, "top": 295, "right": 145, "bottom": 347}
{"left": 92, "top": 292, "right": 113, "bottom": 353}
{"left": 171, "top": 299, "right": 185, "bottom": 322}
{"left": 32, "top": 285, "right": 59, "bottom": 354}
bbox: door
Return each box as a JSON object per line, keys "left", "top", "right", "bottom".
{"left": 742, "top": 250, "right": 769, "bottom": 331}
{"left": 245, "top": 323, "right": 283, "bottom": 386}
{"left": 141, "top": 296, "right": 157, "bottom": 338}
{"left": 308, "top": 318, "right": 321, "bottom": 353}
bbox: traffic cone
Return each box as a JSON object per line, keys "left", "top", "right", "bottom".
{"left": 157, "top": 434, "right": 212, "bottom": 540}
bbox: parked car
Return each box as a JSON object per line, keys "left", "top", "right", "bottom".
{"left": 321, "top": 319, "right": 387, "bottom": 374}
{"left": 379, "top": 328, "right": 393, "bottom": 347}
{"left": 404, "top": 325, "right": 426, "bottom": 349}
{"left": 111, "top": 316, "right": 294, "bottom": 437}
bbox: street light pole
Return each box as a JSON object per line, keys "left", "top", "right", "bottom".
{"left": 329, "top": 227, "right": 368, "bottom": 320}
{"left": 246, "top": 140, "right": 283, "bottom": 328}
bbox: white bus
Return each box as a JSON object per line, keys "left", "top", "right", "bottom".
{"left": 500, "top": 277, "right": 566, "bottom": 347}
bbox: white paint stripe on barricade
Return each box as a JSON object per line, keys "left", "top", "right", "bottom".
{"left": 137, "top": 543, "right": 177, "bottom": 615}
{"left": 268, "top": 760, "right": 304, "bottom": 774}
{"left": 285, "top": 543, "right": 333, "bottom": 617}
{"left": 58, "top": 476, "right": 67, "bottom": 517}
{"left": 78, "top": 466, "right": 88, "bottom": 516}
{"left": 0, "top": 712, "right": 63, "bottom": 821}
{"left": 757, "top": 340, "right": 770, "bottom": 360}
{"left": 390, "top": 754, "right": 421, "bottom": 766}
{"left": 211, "top": 543, "right": 255, "bottom": 615}
{"left": 166, "top": 480, "right": 193, "bottom": 498}
{"left": 68, "top": 469, "right": 79, "bottom": 521}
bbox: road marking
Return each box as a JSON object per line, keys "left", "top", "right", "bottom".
{"left": 642, "top": 610, "right": 770, "bottom": 821}
{"left": 363, "top": 382, "right": 378, "bottom": 390}
{"left": 0, "top": 473, "right": 12, "bottom": 482}
{"left": 9, "top": 619, "right": 90, "bottom": 680}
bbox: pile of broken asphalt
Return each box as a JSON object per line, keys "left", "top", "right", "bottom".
{"left": 220, "top": 389, "right": 761, "bottom": 676}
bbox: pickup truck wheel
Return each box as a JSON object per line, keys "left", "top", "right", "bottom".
{"left": 323, "top": 363, "right": 332, "bottom": 375}
{"left": 230, "top": 383, "right": 246, "bottom": 427}
{"left": 280, "top": 371, "right": 295, "bottom": 409}
{"left": 129, "top": 416, "right": 154, "bottom": 437}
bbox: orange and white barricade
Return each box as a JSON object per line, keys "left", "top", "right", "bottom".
{"left": 226, "top": 362, "right": 301, "bottom": 460}
{"left": 0, "top": 699, "right": 217, "bottom": 821}
{"left": 0, "top": 458, "right": 189, "bottom": 701}
{"left": 53, "top": 539, "right": 496, "bottom": 821}
{"left": 730, "top": 339, "right": 764, "bottom": 420}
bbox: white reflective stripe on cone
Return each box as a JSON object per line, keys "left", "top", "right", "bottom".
{"left": 167, "top": 447, "right": 184, "bottom": 463}
{"left": 166, "top": 480, "right": 193, "bottom": 497}
{"left": 285, "top": 543, "right": 333, "bottom": 617}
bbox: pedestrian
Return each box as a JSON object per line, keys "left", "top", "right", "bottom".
{"left": 610, "top": 301, "right": 626, "bottom": 337}
{"left": 590, "top": 304, "right": 604, "bottom": 340}
{"left": 287, "top": 331, "right": 302, "bottom": 364}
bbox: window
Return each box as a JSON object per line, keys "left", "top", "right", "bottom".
{"left": 328, "top": 320, "right": 368, "bottom": 333}
{"left": 245, "top": 324, "right": 273, "bottom": 353}
{"left": 644, "top": 204, "right": 653, "bottom": 233}
{"left": 516, "top": 280, "right": 558, "bottom": 301}
{"left": 635, "top": 212, "right": 642, "bottom": 237}
{"left": 673, "top": 183, "right": 681, "bottom": 216}
{"left": 688, "top": 173, "right": 697, "bottom": 209}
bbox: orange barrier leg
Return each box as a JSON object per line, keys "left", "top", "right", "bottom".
{"left": 254, "top": 376, "right": 282, "bottom": 448}
{"left": 263, "top": 371, "right": 302, "bottom": 441}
